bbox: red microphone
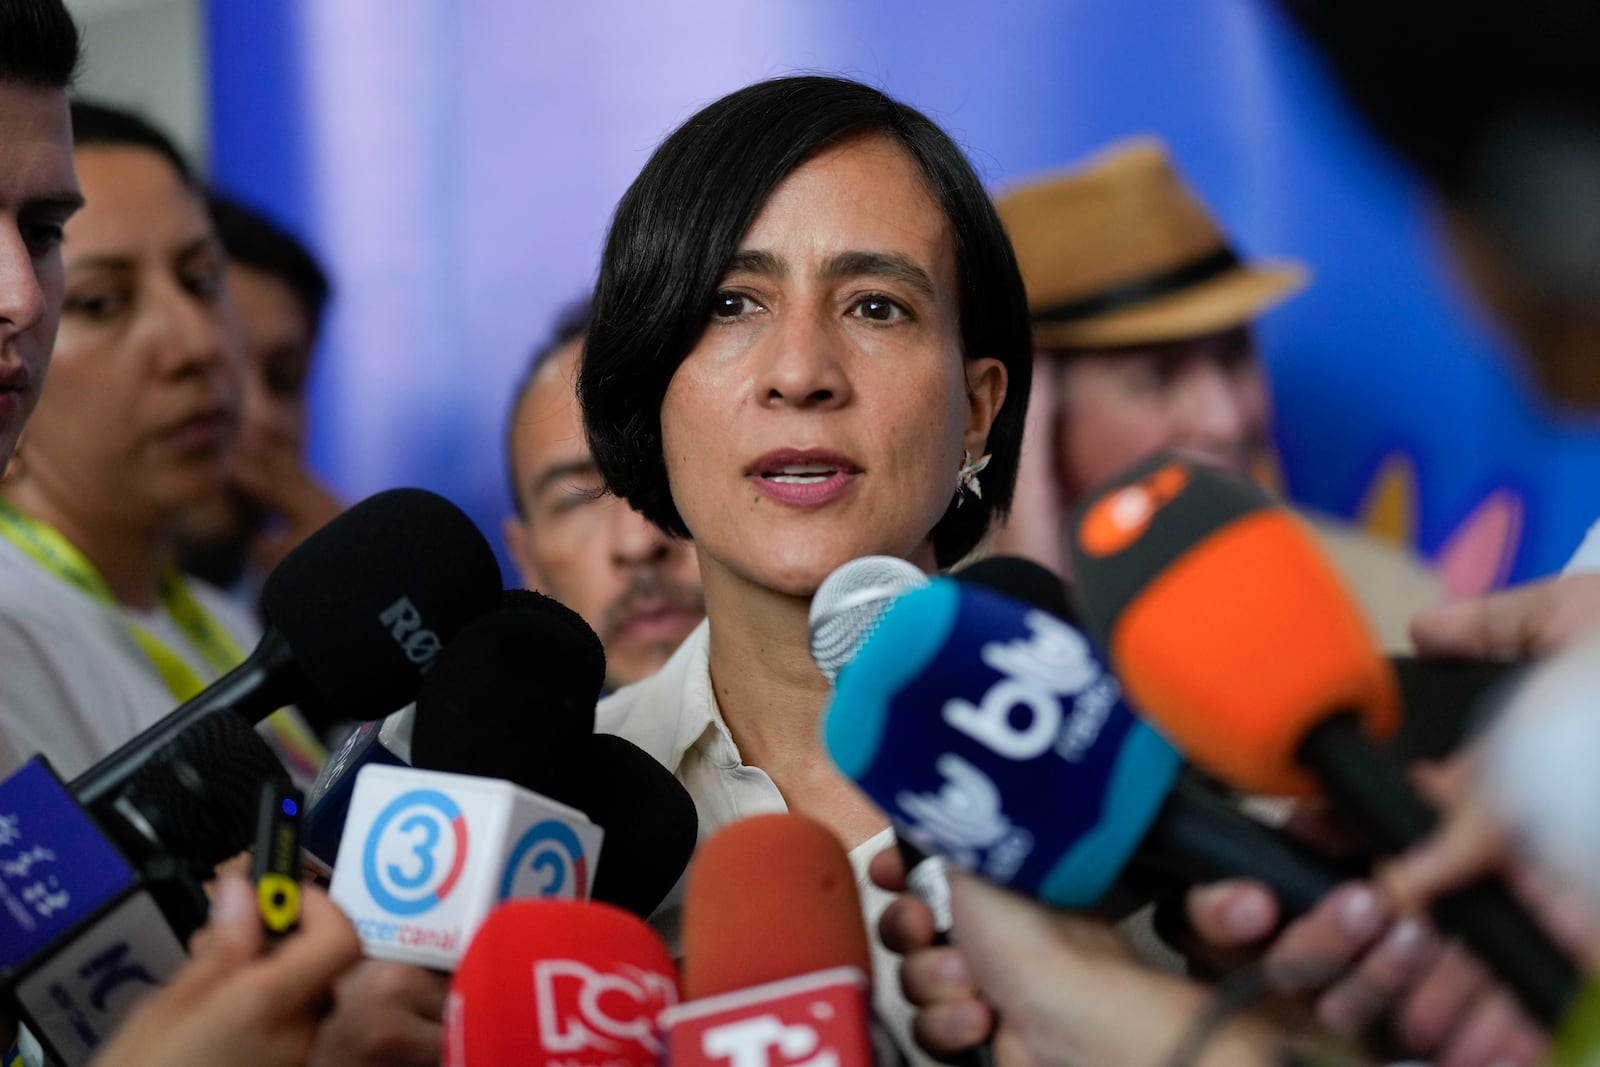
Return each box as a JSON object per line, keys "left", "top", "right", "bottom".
{"left": 1068, "top": 452, "right": 1578, "bottom": 1027}
{"left": 443, "top": 899, "right": 679, "bottom": 1067}
{"left": 664, "top": 813, "right": 878, "bottom": 1067}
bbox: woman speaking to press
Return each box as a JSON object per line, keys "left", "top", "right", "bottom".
{"left": 580, "top": 74, "right": 1031, "bottom": 1056}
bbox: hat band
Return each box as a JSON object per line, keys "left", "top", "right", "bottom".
{"left": 1033, "top": 246, "right": 1241, "bottom": 325}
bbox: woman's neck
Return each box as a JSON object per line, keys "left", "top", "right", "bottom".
{"left": 700, "top": 561, "right": 890, "bottom": 851}
{"left": 1, "top": 476, "right": 168, "bottom": 611}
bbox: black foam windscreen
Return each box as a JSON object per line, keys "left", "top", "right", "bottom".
{"left": 536, "top": 733, "right": 699, "bottom": 919}
{"left": 959, "top": 555, "right": 1078, "bottom": 624}
{"left": 409, "top": 594, "right": 606, "bottom": 784}
{"left": 259, "top": 488, "right": 503, "bottom": 723}
{"left": 122, "top": 709, "right": 288, "bottom": 867}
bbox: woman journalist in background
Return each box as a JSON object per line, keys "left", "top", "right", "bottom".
{"left": 0, "top": 101, "right": 320, "bottom": 783}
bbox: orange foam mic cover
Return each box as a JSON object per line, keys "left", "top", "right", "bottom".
{"left": 1112, "top": 508, "right": 1399, "bottom": 794}
{"left": 681, "top": 813, "right": 871, "bottom": 1000}
{"left": 1071, "top": 455, "right": 1399, "bottom": 796}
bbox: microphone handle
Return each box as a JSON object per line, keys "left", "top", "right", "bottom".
{"left": 1132, "top": 775, "right": 1348, "bottom": 919}
{"left": 74, "top": 631, "right": 300, "bottom": 808}
{"left": 1299, "top": 711, "right": 1578, "bottom": 1028}
{"left": 896, "top": 838, "right": 997, "bottom": 1067}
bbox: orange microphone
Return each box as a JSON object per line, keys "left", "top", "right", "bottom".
{"left": 1068, "top": 453, "right": 1577, "bottom": 1028}
{"left": 667, "top": 813, "right": 881, "bottom": 1067}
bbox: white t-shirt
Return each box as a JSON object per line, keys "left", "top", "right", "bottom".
{"left": 596, "top": 619, "right": 935, "bottom": 1067}
{"left": 0, "top": 532, "right": 301, "bottom": 782}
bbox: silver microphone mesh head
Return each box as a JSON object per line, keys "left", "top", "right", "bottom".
{"left": 808, "top": 555, "right": 930, "bottom": 683}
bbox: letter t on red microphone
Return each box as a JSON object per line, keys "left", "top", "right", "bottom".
{"left": 665, "top": 813, "right": 878, "bottom": 1067}
{"left": 662, "top": 967, "right": 873, "bottom": 1067}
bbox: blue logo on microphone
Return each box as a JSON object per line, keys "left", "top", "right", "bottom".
{"left": 499, "top": 820, "right": 590, "bottom": 901}
{"left": 363, "top": 789, "right": 469, "bottom": 916}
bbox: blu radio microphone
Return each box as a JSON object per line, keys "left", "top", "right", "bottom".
{"left": 665, "top": 814, "right": 881, "bottom": 1067}
{"left": 822, "top": 571, "right": 1343, "bottom": 914}
{"left": 1, "top": 709, "right": 288, "bottom": 1066}
{"left": 73, "top": 488, "right": 503, "bottom": 810}
{"left": 443, "top": 899, "right": 679, "bottom": 1067}
{"left": 1066, "top": 452, "right": 1579, "bottom": 1026}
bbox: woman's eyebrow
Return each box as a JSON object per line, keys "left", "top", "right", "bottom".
{"left": 822, "top": 251, "right": 935, "bottom": 298}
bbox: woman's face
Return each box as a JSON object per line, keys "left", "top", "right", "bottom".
{"left": 24, "top": 145, "right": 237, "bottom": 525}
{"left": 660, "top": 134, "right": 1006, "bottom": 597}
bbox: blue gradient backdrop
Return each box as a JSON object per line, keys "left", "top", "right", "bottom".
{"left": 206, "top": 0, "right": 1600, "bottom": 586}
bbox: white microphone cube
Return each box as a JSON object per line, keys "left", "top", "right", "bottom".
{"left": 331, "top": 764, "right": 603, "bottom": 969}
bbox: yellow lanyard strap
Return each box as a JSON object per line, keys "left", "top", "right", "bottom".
{"left": 0, "top": 499, "right": 325, "bottom": 772}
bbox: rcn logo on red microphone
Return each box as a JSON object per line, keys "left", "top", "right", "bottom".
{"left": 362, "top": 789, "right": 469, "bottom": 915}
{"left": 533, "top": 957, "right": 677, "bottom": 1065}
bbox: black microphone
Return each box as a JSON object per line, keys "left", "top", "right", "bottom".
{"left": 408, "top": 598, "right": 697, "bottom": 918}
{"left": 73, "top": 488, "right": 503, "bottom": 809}
{"left": 522, "top": 733, "right": 699, "bottom": 919}
{"left": 409, "top": 590, "right": 604, "bottom": 782}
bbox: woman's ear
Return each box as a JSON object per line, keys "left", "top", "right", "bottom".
{"left": 962, "top": 357, "right": 1008, "bottom": 455}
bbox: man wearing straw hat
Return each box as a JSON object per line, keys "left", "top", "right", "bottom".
{"left": 991, "top": 137, "right": 1440, "bottom": 651}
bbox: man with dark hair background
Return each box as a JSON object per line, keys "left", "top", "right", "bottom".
{"left": 502, "top": 300, "right": 703, "bottom": 691}
{"left": 175, "top": 193, "right": 342, "bottom": 600}
{"left": 0, "top": 0, "right": 81, "bottom": 479}
{"left": 1, "top": 5, "right": 85, "bottom": 1061}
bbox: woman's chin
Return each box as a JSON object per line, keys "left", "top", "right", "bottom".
{"left": 750, "top": 542, "right": 923, "bottom": 601}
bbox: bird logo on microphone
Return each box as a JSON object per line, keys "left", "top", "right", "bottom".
{"left": 362, "top": 789, "right": 469, "bottom": 916}
{"left": 499, "top": 820, "right": 591, "bottom": 901}
{"left": 1078, "top": 463, "right": 1189, "bottom": 557}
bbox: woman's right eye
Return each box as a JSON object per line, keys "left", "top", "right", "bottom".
{"left": 63, "top": 289, "right": 128, "bottom": 322}
{"left": 710, "top": 291, "right": 758, "bottom": 319}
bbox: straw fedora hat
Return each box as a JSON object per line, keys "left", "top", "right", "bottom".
{"left": 996, "top": 137, "right": 1308, "bottom": 350}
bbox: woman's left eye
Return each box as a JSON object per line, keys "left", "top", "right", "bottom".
{"left": 850, "top": 294, "right": 907, "bottom": 323}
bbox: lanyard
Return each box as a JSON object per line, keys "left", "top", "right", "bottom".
{"left": 0, "top": 498, "right": 327, "bottom": 776}
{"left": 0, "top": 499, "right": 242, "bottom": 701}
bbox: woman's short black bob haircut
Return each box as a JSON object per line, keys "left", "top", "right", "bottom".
{"left": 578, "top": 74, "right": 1033, "bottom": 570}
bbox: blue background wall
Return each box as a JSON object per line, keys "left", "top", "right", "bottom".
{"left": 206, "top": 0, "right": 1600, "bottom": 588}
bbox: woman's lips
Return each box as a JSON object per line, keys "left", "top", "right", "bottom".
{"left": 166, "top": 410, "right": 234, "bottom": 452}
{"left": 747, "top": 449, "right": 862, "bottom": 508}
{"left": 0, "top": 364, "right": 28, "bottom": 420}
{"left": 616, "top": 602, "right": 703, "bottom": 644}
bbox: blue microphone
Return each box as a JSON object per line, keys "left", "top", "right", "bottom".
{"left": 824, "top": 574, "right": 1345, "bottom": 913}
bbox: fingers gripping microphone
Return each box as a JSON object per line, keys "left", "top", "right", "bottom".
{"left": 1, "top": 712, "right": 290, "bottom": 1065}
{"left": 444, "top": 899, "right": 679, "bottom": 1067}
{"left": 74, "top": 488, "right": 504, "bottom": 809}
{"left": 1066, "top": 453, "right": 1579, "bottom": 1026}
